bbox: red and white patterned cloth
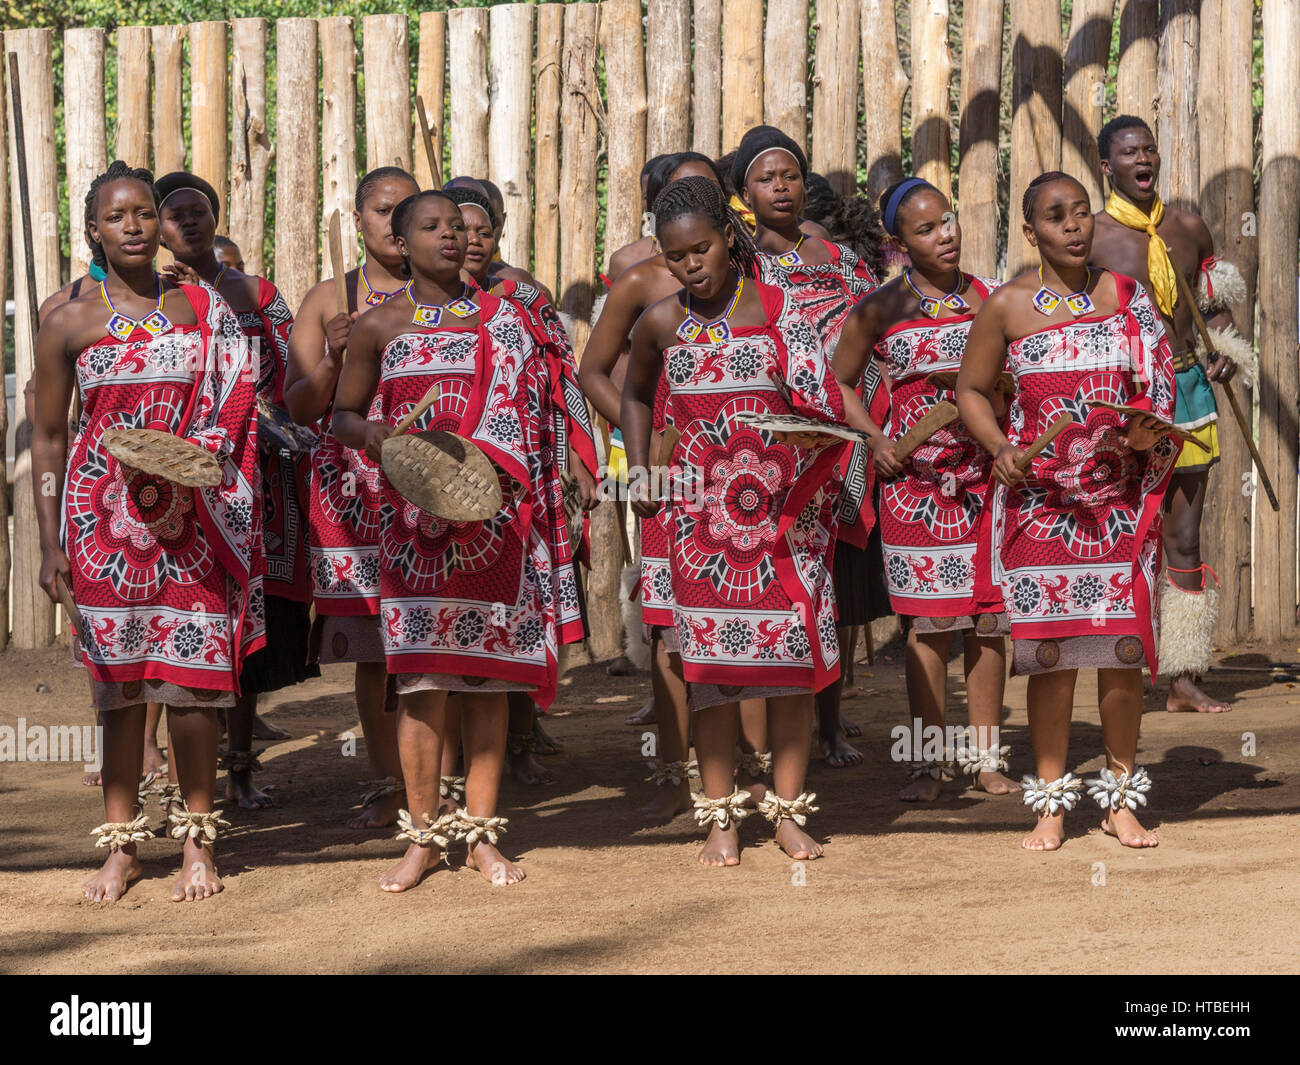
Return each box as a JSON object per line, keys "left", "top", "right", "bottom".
{"left": 639, "top": 374, "right": 675, "bottom": 629}
{"left": 992, "top": 275, "right": 1179, "bottom": 671}
{"left": 374, "top": 293, "right": 582, "bottom": 709}
{"left": 237, "top": 278, "right": 311, "bottom": 603}
{"left": 876, "top": 275, "right": 1005, "bottom": 620}
{"left": 659, "top": 282, "right": 848, "bottom": 693}
{"left": 66, "top": 283, "right": 265, "bottom": 692}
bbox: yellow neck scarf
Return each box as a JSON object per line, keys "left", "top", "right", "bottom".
{"left": 1104, "top": 191, "right": 1178, "bottom": 316}
{"left": 729, "top": 193, "right": 757, "bottom": 233}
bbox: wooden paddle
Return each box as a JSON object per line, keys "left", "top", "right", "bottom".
{"left": 327, "top": 210, "right": 348, "bottom": 315}
{"left": 415, "top": 96, "right": 442, "bottom": 190}
{"left": 893, "top": 401, "right": 958, "bottom": 462}
{"left": 55, "top": 573, "right": 87, "bottom": 645}
{"left": 1087, "top": 400, "right": 1211, "bottom": 453}
{"left": 651, "top": 425, "right": 681, "bottom": 501}
{"left": 391, "top": 384, "right": 442, "bottom": 437}
{"left": 1170, "top": 265, "right": 1278, "bottom": 512}
{"left": 1014, "top": 414, "right": 1074, "bottom": 472}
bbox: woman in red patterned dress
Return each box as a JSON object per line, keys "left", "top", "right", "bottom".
{"left": 957, "top": 172, "right": 1179, "bottom": 852}
{"left": 444, "top": 184, "right": 599, "bottom": 790}
{"left": 833, "top": 178, "right": 1018, "bottom": 802}
{"left": 34, "top": 162, "right": 262, "bottom": 902}
{"left": 284, "top": 167, "right": 419, "bottom": 830}
{"left": 157, "top": 170, "right": 318, "bottom": 810}
{"left": 624, "top": 177, "right": 847, "bottom": 867}
{"left": 334, "top": 190, "right": 578, "bottom": 891}
{"left": 730, "top": 125, "right": 887, "bottom": 771}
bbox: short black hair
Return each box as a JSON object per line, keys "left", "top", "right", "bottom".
{"left": 355, "top": 166, "right": 417, "bottom": 212}
{"left": 667, "top": 151, "right": 727, "bottom": 190}
{"left": 652, "top": 176, "right": 759, "bottom": 279}
{"left": 645, "top": 154, "right": 686, "bottom": 215}
{"left": 1021, "top": 170, "right": 1086, "bottom": 223}
{"left": 85, "top": 160, "right": 157, "bottom": 269}
{"left": 443, "top": 185, "right": 498, "bottom": 230}
{"left": 155, "top": 170, "right": 220, "bottom": 224}
{"left": 1097, "top": 115, "right": 1154, "bottom": 162}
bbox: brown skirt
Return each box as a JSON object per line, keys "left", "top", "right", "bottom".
{"left": 1011, "top": 633, "right": 1148, "bottom": 675}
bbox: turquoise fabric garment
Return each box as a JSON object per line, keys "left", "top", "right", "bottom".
{"left": 1173, "top": 362, "right": 1217, "bottom": 431}
{"left": 89, "top": 260, "right": 107, "bottom": 282}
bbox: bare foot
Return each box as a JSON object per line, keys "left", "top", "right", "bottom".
{"left": 252, "top": 712, "right": 290, "bottom": 740}
{"left": 143, "top": 742, "right": 167, "bottom": 777}
{"left": 974, "top": 770, "right": 1021, "bottom": 795}
{"left": 533, "top": 716, "right": 563, "bottom": 755}
{"left": 171, "top": 838, "right": 224, "bottom": 902}
{"left": 1021, "top": 813, "right": 1066, "bottom": 851}
{"left": 821, "top": 731, "right": 863, "bottom": 768}
{"left": 1166, "top": 675, "right": 1230, "bottom": 713}
{"left": 624, "top": 699, "right": 656, "bottom": 726}
{"left": 82, "top": 771, "right": 101, "bottom": 787}
{"left": 698, "top": 822, "right": 740, "bottom": 867}
{"left": 842, "top": 719, "right": 862, "bottom": 738}
{"left": 508, "top": 747, "right": 555, "bottom": 786}
{"left": 226, "top": 769, "right": 273, "bottom": 810}
{"left": 899, "top": 776, "right": 943, "bottom": 802}
{"left": 348, "top": 789, "right": 405, "bottom": 830}
{"left": 774, "top": 819, "right": 824, "bottom": 860}
{"left": 635, "top": 782, "right": 692, "bottom": 822}
{"left": 466, "top": 839, "right": 526, "bottom": 885}
{"left": 1102, "top": 808, "right": 1159, "bottom": 847}
{"left": 379, "top": 842, "right": 443, "bottom": 892}
{"left": 82, "top": 848, "right": 142, "bottom": 902}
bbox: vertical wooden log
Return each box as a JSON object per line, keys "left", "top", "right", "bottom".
{"left": 560, "top": 3, "right": 618, "bottom": 659}
{"left": 0, "top": 51, "right": 10, "bottom": 648}
{"left": 811, "top": 0, "right": 860, "bottom": 196}
{"left": 1156, "top": 0, "right": 1199, "bottom": 210}
{"left": 1062, "top": 0, "right": 1114, "bottom": 210}
{"left": 601, "top": 0, "right": 647, "bottom": 265}
{"left": 646, "top": 0, "right": 691, "bottom": 157}
{"left": 151, "top": 25, "right": 185, "bottom": 175}
{"left": 448, "top": 7, "right": 489, "bottom": 180}
{"left": 957, "top": 0, "right": 1004, "bottom": 276}
{"left": 363, "top": 14, "right": 411, "bottom": 174}
{"left": 64, "top": 28, "right": 106, "bottom": 278}
{"left": 5, "top": 30, "right": 59, "bottom": 647}
{"left": 489, "top": 4, "right": 535, "bottom": 266}
{"left": 274, "top": 19, "right": 318, "bottom": 312}
{"left": 1007, "top": 0, "right": 1063, "bottom": 276}
{"left": 1198, "top": 0, "right": 1258, "bottom": 644}
{"left": 230, "top": 19, "right": 270, "bottom": 277}
{"left": 1255, "top": 0, "right": 1300, "bottom": 640}
{"left": 908, "top": 0, "right": 952, "bottom": 200}
{"left": 764, "top": 0, "right": 808, "bottom": 150}
{"left": 721, "top": 0, "right": 763, "bottom": 151}
{"left": 693, "top": 0, "right": 723, "bottom": 158}
{"left": 533, "top": 4, "right": 564, "bottom": 292}
{"left": 320, "top": 16, "right": 358, "bottom": 276}
{"left": 114, "top": 26, "right": 151, "bottom": 169}
{"left": 189, "top": 21, "right": 229, "bottom": 220}
{"left": 1116, "top": 0, "right": 1158, "bottom": 118}
{"left": 860, "top": 0, "right": 908, "bottom": 201}
{"left": 415, "top": 11, "right": 447, "bottom": 190}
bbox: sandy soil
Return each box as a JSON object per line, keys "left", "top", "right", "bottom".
{"left": 1, "top": 638, "right": 1296, "bottom": 975}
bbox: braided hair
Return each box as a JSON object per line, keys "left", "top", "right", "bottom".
{"left": 652, "top": 176, "right": 758, "bottom": 279}
{"left": 443, "top": 185, "right": 498, "bottom": 230}
{"left": 84, "top": 160, "right": 157, "bottom": 270}
{"left": 1021, "top": 170, "right": 1084, "bottom": 223}
{"left": 390, "top": 189, "right": 460, "bottom": 276}
{"left": 355, "top": 166, "right": 417, "bottom": 212}
{"left": 823, "top": 194, "right": 887, "bottom": 278}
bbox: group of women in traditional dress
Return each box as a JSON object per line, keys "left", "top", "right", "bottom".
{"left": 38, "top": 110, "right": 1224, "bottom": 899}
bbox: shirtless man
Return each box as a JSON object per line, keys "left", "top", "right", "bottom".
{"left": 1090, "top": 115, "right": 1254, "bottom": 714}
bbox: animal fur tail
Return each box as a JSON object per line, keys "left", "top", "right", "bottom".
{"left": 621, "top": 563, "right": 651, "bottom": 671}
{"left": 1157, "top": 570, "right": 1219, "bottom": 677}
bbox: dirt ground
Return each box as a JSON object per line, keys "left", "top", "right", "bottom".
{"left": 1, "top": 636, "right": 1297, "bottom": 975}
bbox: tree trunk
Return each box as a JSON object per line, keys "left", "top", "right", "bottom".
{"left": 646, "top": 0, "right": 690, "bottom": 158}
{"left": 64, "top": 27, "right": 106, "bottom": 279}
{"left": 189, "top": 21, "right": 229, "bottom": 223}
{"left": 319, "top": 17, "right": 358, "bottom": 278}
{"left": 1063, "top": 0, "right": 1114, "bottom": 211}
{"left": 273, "top": 19, "right": 318, "bottom": 312}
{"left": 1116, "top": 0, "right": 1158, "bottom": 118}
{"left": 363, "top": 14, "right": 411, "bottom": 174}
{"left": 860, "top": 0, "right": 908, "bottom": 201}
{"left": 448, "top": 7, "right": 489, "bottom": 181}
{"left": 489, "top": 3, "right": 535, "bottom": 266}
{"left": 1254, "top": 0, "right": 1300, "bottom": 640}
{"left": 1007, "top": 0, "right": 1062, "bottom": 277}
{"left": 1156, "top": 0, "right": 1199, "bottom": 211}
{"left": 114, "top": 25, "right": 151, "bottom": 169}
{"left": 764, "top": 0, "right": 808, "bottom": 150}
{"left": 601, "top": 0, "right": 647, "bottom": 264}
{"left": 230, "top": 19, "right": 270, "bottom": 277}
{"left": 810, "top": 0, "right": 860, "bottom": 197}
{"left": 533, "top": 4, "right": 564, "bottom": 292}
{"left": 151, "top": 24, "right": 185, "bottom": 269}
{"left": 0, "top": 47, "right": 10, "bottom": 648}
{"left": 957, "top": 0, "right": 1004, "bottom": 276}
{"left": 909, "top": 0, "right": 952, "bottom": 201}
{"left": 721, "top": 0, "right": 763, "bottom": 152}
{"left": 415, "top": 12, "right": 447, "bottom": 191}
{"left": 693, "top": 0, "right": 723, "bottom": 157}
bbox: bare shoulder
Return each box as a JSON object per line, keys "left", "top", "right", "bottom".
{"left": 609, "top": 237, "right": 655, "bottom": 281}
{"left": 1166, "top": 204, "right": 1214, "bottom": 253}
{"left": 799, "top": 218, "right": 832, "bottom": 240}
{"left": 636, "top": 288, "right": 685, "bottom": 346}
{"left": 494, "top": 264, "right": 535, "bottom": 286}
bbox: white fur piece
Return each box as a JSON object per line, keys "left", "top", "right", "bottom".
{"left": 1197, "top": 258, "right": 1247, "bottom": 316}
{"left": 556, "top": 310, "right": 581, "bottom": 347}
{"left": 1196, "top": 324, "right": 1258, "bottom": 391}
{"left": 621, "top": 564, "right": 651, "bottom": 670}
{"left": 1157, "top": 574, "right": 1219, "bottom": 677}
{"left": 590, "top": 293, "right": 607, "bottom": 328}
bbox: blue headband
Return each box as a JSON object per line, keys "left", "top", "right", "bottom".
{"left": 883, "top": 178, "right": 936, "bottom": 236}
